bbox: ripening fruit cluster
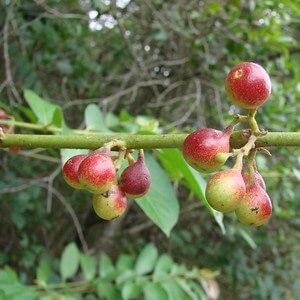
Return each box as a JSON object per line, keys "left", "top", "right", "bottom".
{"left": 62, "top": 148, "right": 151, "bottom": 221}
{"left": 182, "top": 62, "right": 273, "bottom": 226}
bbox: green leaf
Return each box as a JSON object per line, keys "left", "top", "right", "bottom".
{"left": 96, "top": 279, "right": 121, "bottom": 300}
{"left": 116, "top": 254, "right": 134, "bottom": 272}
{"left": 84, "top": 104, "right": 109, "bottom": 132}
{"left": 99, "top": 253, "right": 115, "bottom": 279}
{"left": 143, "top": 283, "right": 168, "bottom": 300}
{"left": 136, "top": 154, "right": 179, "bottom": 236}
{"left": 162, "top": 281, "right": 189, "bottom": 300}
{"left": 24, "top": 89, "right": 63, "bottom": 127}
{"left": 237, "top": 228, "right": 257, "bottom": 250}
{"left": 176, "top": 279, "right": 199, "bottom": 300}
{"left": 122, "top": 281, "right": 142, "bottom": 300}
{"left": 60, "top": 243, "right": 80, "bottom": 280}
{"left": 135, "top": 243, "right": 158, "bottom": 275}
{"left": 153, "top": 254, "right": 173, "bottom": 280}
{"left": 80, "top": 254, "right": 97, "bottom": 281}
{"left": 60, "top": 148, "right": 89, "bottom": 165}
{"left": 36, "top": 263, "right": 51, "bottom": 287}
{"left": 156, "top": 149, "right": 225, "bottom": 234}
{"left": 188, "top": 281, "right": 208, "bottom": 299}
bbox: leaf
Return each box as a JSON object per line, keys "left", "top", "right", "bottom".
{"left": 162, "top": 281, "right": 189, "bottom": 300}
{"left": 135, "top": 243, "right": 158, "bottom": 275}
{"left": 59, "top": 243, "right": 80, "bottom": 280}
{"left": 116, "top": 254, "right": 134, "bottom": 272}
{"left": 143, "top": 283, "right": 169, "bottom": 300}
{"left": 122, "top": 281, "right": 142, "bottom": 300}
{"left": 96, "top": 279, "right": 121, "bottom": 300}
{"left": 156, "top": 149, "right": 225, "bottom": 234}
{"left": 136, "top": 154, "right": 179, "bottom": 236}
{"left": 80, "top": 254, "right": 97, "bottom": 281}
{"left": 60, "top": 148, "right": 89, "bottom": 165}
{"left": 84, "top": 104, "right": 110, "bottom": 132}
{"left": 153, "top": 254, "right": 173, "bottom": 280}
{"left": 176, "top": 279, "right": 199, "bottom": 300}
{"left": 99, "top": 253, "right": 115, "bottom": 279}
{"left": 36, "top": 263, "right": 51, "bottom": 287}
{"left": 24, "top": 89, "right": 63, "bottom": 127}
{"left": 237, "top": 228, "right": 257, "bottom": 249}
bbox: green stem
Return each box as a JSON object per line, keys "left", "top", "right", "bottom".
{"left": 0, "top": 131, "right": 300, "bottom": 149}
{"left": 248, "top": 109, "right": 260, "bottom": 134}
{"left": 0, "top": 119, "right": 103, "bottom": 135}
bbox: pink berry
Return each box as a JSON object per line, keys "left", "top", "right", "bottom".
{"left": 235, "top": 182, "right": 272, "bottom": 226}
{"left": 182, "top": 126, "right": 233, "bottom": 173}
{"left": 63, "top": 154, "right": 87, "bottom": 189}
{"left": 78, "top": 149, "right": 116, "bottom": 194}
{"left": 120, "top": 151, "right": 151, "bottom": 199}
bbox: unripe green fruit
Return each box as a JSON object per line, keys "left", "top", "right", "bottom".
{"left": 119, "top": 151, "right": 151, "bottom": 199}
{"left": 92, "top": 185, "right": 127, "bottom": 220}
{"left": 205, "top": 169, "right": 246, "bottom": 212}
{"left": 78, "top": 149, "right": 117, "bottom": 194}
{"left": 182, "top": 126, "right": 233, "bottom": 173}
{"left": 235, "top": 183, "right": 272, "bottom": 226}
{"left": 226, "top": 62, "right": 271, "bottom": 109}
{"left": 63, "top": 154, "right": 87, "bottom": 189}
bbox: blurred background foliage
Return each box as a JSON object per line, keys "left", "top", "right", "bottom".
{"left": 0, "top": 0, "right": 300, "bottom": 299}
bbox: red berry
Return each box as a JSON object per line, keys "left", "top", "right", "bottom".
{"left": 78, "top": 149, "right": 116, "bottom": 194}
{"left": 0, "top": 109, "right": 8, "bottom": 119}
{"left": 205, "top": 169, "right": 246, "bottom": 212}
{"left": 63, "top": 154, "right": 87, "bottom": 189}
{"left": 9, "top": 146, "right": 21, "bottom": 153}
{"left": 120, "top": 151, "right": 151, "bottom": 199}
{"left": 226, "top": 62, "right": 271, "bottom": 109}
{"left": 92, "top": 185, "right": 127, "bottom": 220}
{"left": 182, "top": 126, "right": 233, "bottom": 173}
{"left": 235, "top": 182, "right": 272, "bottom": 226}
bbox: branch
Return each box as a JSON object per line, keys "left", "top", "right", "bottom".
{"left": 0, "top": 131, "right": 300, "bottom": 150}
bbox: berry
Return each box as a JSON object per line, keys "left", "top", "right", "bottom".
{"left": 9, "top": 146, "right": 21, "bottom": 153}
{"left": 92, "top": 185, "right": 127, "bottom": 220}
{"left": 182, "top": 126, "right": 233, "bottom": 173}
{"left": 78, "top": 149, "right": 116, "bottom": 194}
{"left": 63, "top": 154, "right": 87, "bottom": 189}
{"left": 235, "top": 182, "right": 272, "bottom": 226}
{"left": 242, "top": 168, "right": 266, "bottom": 191}
{"left": 120, "top": 151, "right": 151, "bottom": 199}
{"left": 205, "top": 169, "right": 246, "bottom": 212}
{"left": 0, "top": 109, "right": 8, "bottom": 119}
{"left": 226, "top": 62, "right": 271, "bottom": 109}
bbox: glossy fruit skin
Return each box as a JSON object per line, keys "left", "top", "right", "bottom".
{"left": 226, "top": 62, "right": 271, "bottom": 109}
{"left": 242, "top": 169, "right": 266, "bottom": 191}
{"left": 182, "top": 126, "right": 232, "bottom": 173}
{"left": 120, "top": 152, "right": 151, "bottom": 199}
{"left": 63, "top": 154, "right": 87, "bottom": 189}
{"left": 92, "top": 185, "right": 127, "bottom": 220}
{"left": 78, "top": 150, "right": 116, "bottom": 194}
{"left": 205, "top": 169, "right": 246, "bottom": 212}
{"left": 235, "top": 182, "right": 272, "bottom": 226}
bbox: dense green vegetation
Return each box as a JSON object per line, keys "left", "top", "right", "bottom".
{"left": 1, "top": 0, "right": 300, "bottom": 299}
